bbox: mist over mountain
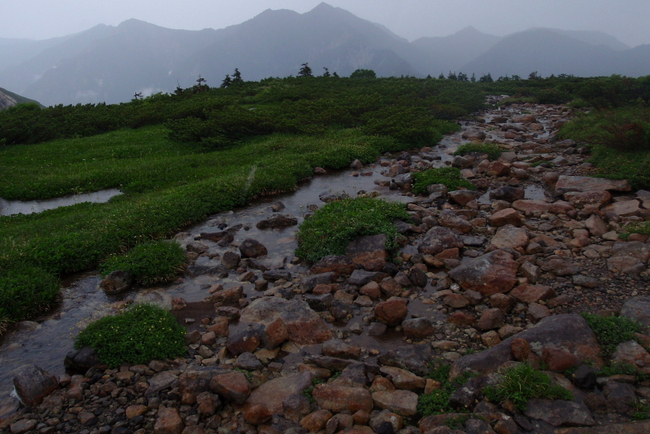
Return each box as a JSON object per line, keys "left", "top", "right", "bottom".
{"left": 0, "top": 2, "right": 648, "bottom": 106}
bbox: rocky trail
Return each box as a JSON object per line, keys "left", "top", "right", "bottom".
{"left": 3, "top": 97, "right": 650, "bottom": 434}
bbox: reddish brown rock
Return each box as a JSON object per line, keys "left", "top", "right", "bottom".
{"left": 380, "top": 277, "right": 404, "bottom": 297}
{"left": 542, "top": 347, "right": 580, "bottom": 372}
{"left": 565, "top": 190, "right": 612, "bottom": 209}
{"left": 488, "top": 208, "right": 523, "bottom": 227}
{"left": 246, "top": 371, "right": 314, "bottom": 414}
{"left": 208, "top": 285, "right": 243, "bottom": 304}
{"left": 372, "top": 390, "right": 419, "bottom": 416}
{"left": 448, "top": 250, "right": 519, "bottom": 296}
{"left": 240, "top": 298, "right": 332, "bottom": 344}
{"left": 261, "top": 317, "right": 289, "bottom": 349}
{"left": 300, "top": 410, "right": 333, "bottom": 432}
{"left": 210, "top": 371, "right": 251, "bottom": 404}
{"left": 379, "top": 367, "right": 426, "bottom": 391}
{"left": 555, "top": 176, "right": 631, "bottom": 194}
{"left": 511, "top": 338, "right": 532, "bottom": 361}
{"left": 418, "top": 226, "right": 464, "bottom": 255}
{"left": 448, "top": 190, "right": 482, "bottom": 207}
{"left": 528, "top": 303, "right": 551, "bottom": 323}
{"left": 509, "top": 284, "right": 556, "bottom": 303}
{"left": 482, "top": 331, "right": 502, "bottom": 347}
{"left": 443, "top": 294, "right": 470, "bottom": 309}
{"left": 602, "top": 200, "right": 641, "bottom": 217}
{"left": 439, "top": 210, "right": 473, "bottom": 234}
{"left": 375, "top": 298, "right": 408, "bottom": 326}
{"left": 346, "top": 234, "right": 388, "bottom": 272}
{"left": 245, "top": 404, "right": 272, "bottom": 425}
{"left": 512, "top": 199, "right": 552, "bottom": 215}
{"left": 447, "top": 311, "right": 476, "bottom": 326}
{"left": 585, "top": 214, "right": 608, "bottom": 237}
{"left": 360, "top": 281, "right": 381, "bottom": 299}
{"left": 489, "top": 225, "right": 529, "bottom": 250}
{"left": 13, "top": 365, "right": 59, "bottom": 407}
{"left": 490, "top": 293, "right": 516, "bottom": 313}
{"left": 313, "top": 384, "right": 374, "bottom": 414}
{"left": 488, "top": 161, "right": 511, "bottom": 177}
{"left": 402, "top": 318, "right": 436, "bottom": 339}
{"left": 478, "top": 308, "right": 505, "bottom": 331}
{"left": 154, "top": 407, "right": 184, "bottom": 434}
{"left": 310, "top": 255, "right": 356, "bottom": 276}
{"left": 239, "top": 238, "right": 268, "bottom": 258}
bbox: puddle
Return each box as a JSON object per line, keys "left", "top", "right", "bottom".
{"left": 0, "top": 188, "right": 122, "bottom": 216}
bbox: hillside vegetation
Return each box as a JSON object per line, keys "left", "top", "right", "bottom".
{"left": 1, "top": 73, "right": 649, "bottom": 329}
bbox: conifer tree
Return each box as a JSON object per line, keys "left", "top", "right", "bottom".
{"left": 299, "top": 63, "right": 313, "bottom": 78}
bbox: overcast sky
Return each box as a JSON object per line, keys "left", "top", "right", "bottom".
{"left": 2, "top": 0, "right": 649, "bottom": 47}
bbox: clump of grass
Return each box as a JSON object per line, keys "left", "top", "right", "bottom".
{"left": 484, "top": 363, "right": 573, "bottom": 410}
{"left": 0, "top": 266, "right": 59, "bottom": 324}
{"left": 597, "top": 361, "right": 650, "bottom": 382}
{"left": 581, "top": 313, "right": 641, "bottom": 358}
{"left": 100, "top": 240, "right": 187, "bottom": 286}
{"left": 295, "top": 197, "right": 410, "bottom": 263}
{"left": 453, "top": 142, "right": 503, "bottom": 161}
{"left": 623, "top": 221, "right": 650, "bottom": 239}
{"left": 411, "top": 167, "right": 475, "bottom": 195}
{"left": 74, "top": 303, "right": 186, "bottom": 368}
{"left": 417, "top": 360, "right": 476, "bottom": 416}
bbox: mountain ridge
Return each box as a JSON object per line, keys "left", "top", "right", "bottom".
{"left": 0, "top": 3, "right": 647, "bottom": 106}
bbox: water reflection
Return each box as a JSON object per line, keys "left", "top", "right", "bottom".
{"left": 0, "top": 188, "right": 122, "bottom": 216}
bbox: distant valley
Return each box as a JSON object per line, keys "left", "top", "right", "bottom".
{"left": 0, "top": 2, "right": 648, "bottom": 106}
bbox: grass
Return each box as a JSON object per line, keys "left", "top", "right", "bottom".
{"left": 100, "top": 240, "right": 187, "bottom": 286}
{"left": 0, "top": 128, "right": 406, "bottom": 327}
{"left": 453, "top": 142, "right": 504, "bottom": 161}
{"left": 581, "top": 313, "right": 641, "bottom": 358}
{"left": 484, "top": 363, "right": 573, "bottom": 410}
{"left": 295, "top": 196, "right": 410, "bottom": 263}
{"left": 74, "top": 303, "right": 186, "bottom": 368}
{"left": 417, "top": 360, "right": 476, "bottom": 416}
{"left": 0, "top": 265, "right": 60, "bottom": 323}
{"left": 411, "top": 167, "right": 475, "bottom": 195}
{"left": 559, "top": 107, "right": 650, "bottom": 190}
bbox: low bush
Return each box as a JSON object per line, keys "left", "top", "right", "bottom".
{"left": 0, "top": 266, "right": 59, "bottom": 323}
{"left": 411, "top": 167, "right": 475, "bottom": 195}
{"left": 295, "top": 197, "right": 410, "bottom": 263}
{"left": 100, "top": 240, "right": 187, "bottom": 286}
{"left": 582, "top": 313, "right": 641, "bottom": 358}
{"left": 484, "top": 363, "right": 573, "bottom": 410}
{"left": 453, "top": 142, "right": 503, "bottom": 161}
{"left": 74, "top": 303, "right": 186, "bottom": 368}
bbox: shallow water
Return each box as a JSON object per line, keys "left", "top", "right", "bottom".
{"left": 0, "top": 188, "right": 122, "bottom": 216}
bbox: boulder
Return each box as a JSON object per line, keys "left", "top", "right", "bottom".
{"left": 524, "top": 399, "right": 595, "bottom": 427}
{"left": 621, "top": 296, "right": 650, "bottom": 328}
{"left": 448, "top": 250, "right": 519, "bottom": 296}
{"left": 555, "top": 176, "right": 631, "bottom": 195}
{"left": 239, "top": 238, "right": 268, "bottom": 258}
{"left": 451, "top": 314, "right": 602, "bottom": 379}
{"left": 13, "top": 365, "right": 59, "bottom": 407}
{"left": 246, "top": 371, "right": 314, "bottom": 413}
{"left": 99, "top": 270, "right": 133, "bottom": 295}
{"left": 313, "top": 384, "right": 374, "bottom": 414}
{"left": 239, "top": 297, "right": 332, "bottom": 344}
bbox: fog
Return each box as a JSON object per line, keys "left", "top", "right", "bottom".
{"left": 2, "top": 0, "right": 649, "bottom": 47}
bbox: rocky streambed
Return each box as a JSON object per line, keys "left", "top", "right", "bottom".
{"left": 3, "top": 97, "right": 650, "bottom": 434}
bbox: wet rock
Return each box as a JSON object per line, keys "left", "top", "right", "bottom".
{"left": 13, "top": 365, "right": 59, "bottom": 407}
{"left": 378, "top": 344, "right": 432, "bottom": 377}
{"left": 100, "top": 270, "right": 133, "bottom": 295}
{"left": 319, "top": 190, "right": 350, "bottom": 202}
{"left": 240, "top": 297, "right": 333, "bottom": 344}
{"left": 555, "top": 176, "right": 631, "bottom": 195}
{"left": 313, "top": 384, "right": 374, "bottom": 414}
{"left": 524, "top": 399, "right": 595, "bottom": 427}
{"left": 210, "top": 371, "right": 251, "bottom": 404}
{"left": 490, "top": 186, "right": 525, "bottom": 202}
{"left": 620, "top": 296, "right": 650, "bottom": 328}
{"left": 311, "top": 255, "right": 356, "bottom": 276}
{"left": 402, "top": 318, "right": 436, "bottom": 339}
{"left": 154, "top": 407, "right": 184, "bottom": 434}
{"left": 256, "top": 215, "right": 298, "bottom": 229}
{"left": 375, "top": 298, "right": 408, "bottom": 326}
{"left": 208, "top": 284, "right": 243, "bottom": 303}
{"left": 239, "top": 238, "right": 268, "bottom": 258}
{"left": 489, "top": 225, "right": 529, "bottom": 250}
{"left": 346, "top": 234, "right": 388, "bottom": 271}
{"left": 263, "top": 269, "right": 292, "bottom": 281}
{"left": 451, "top": 314, "right": 602, "bottom": 378}
{"left": 488, "top": 208, "right": 523, "bottom": 227}
{"left": 462, "top": 129, "right": 486, "bottom": 141}
{"left": 418, "top": 226, "right": 464, "bottom": 255}
{"left": 221, "top": 251, "right": 241, "bottom": 269}
{"left": 372, "top": 390, "right": 419, "bottom": 416}
{"left": 64, "top": 346, "right": 100, "bottom": 372}
{"left": 409, "top": 267, "right": 428, "bottom": 287}
{"left": 448, "top": 250, "right": 519, "bottom": 296}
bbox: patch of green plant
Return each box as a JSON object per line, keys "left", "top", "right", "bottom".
{"left": 74, "top": 303, "right": 186, "bottom": 368}
{"left": 100, "top": 240, "right": 187, "bottom": 286}
{"left": 411, "top": 167, "right": 475, "bottom": 195}
{"left": 453, "top": 142, "right": 503, "bottom": 161}
{"left": 597, "top": 361, "right": 650, "bottom": 382}
{"left": 0, "top": 265, "right": 59, "bottom": 323}
{"left": 295, "top": 196, "right": 410, "bottom": 263}
{"left": 442, "top": 414, "right": 470, "bottom": 429}
{"left": 417, "top": 360, "right": 477, "bottom": 416}
{"left": 623, "top": 221, "right": 650, "bottom": 240}
{"left": 632, "top": 401, "right": 650, "bottom": 420}
{"left": 581, "top": 313, "right": 641, "bottom": 358}
{"left": 484, "top": 363, "right": 573, "bottom": 410}
{"left": 530, "top": 160, "right": 555, "bottom": 168}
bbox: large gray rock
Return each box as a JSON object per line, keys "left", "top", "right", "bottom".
{"left": 418, "top": 226, "right": 464, "bottom": 255}
{"left": 451, "top": 314, "right": 602, "bottom": 379}
{"left": 555, "top": 176, "right": 631, "bottom": 195}
{"left": 13, "top": 365, "right": 59, "bottom": 407}
{"left": 525, "top": 399, "right": 595, "bottom": 427}
{"left": 245, "top": 371, "right": 314, "bottom": 413}
{"left": 620, "top": 296, "right": 650, "bottom": 329}
{"left": 239, "top": 297, "right": 332, "bottom": 344}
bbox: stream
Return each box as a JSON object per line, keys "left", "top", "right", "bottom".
{"left": 0, "top": 103, "right": 554, "bottom": 414}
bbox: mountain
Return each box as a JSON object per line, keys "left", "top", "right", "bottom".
{"left": 0, "top": 87, "right": 41, "bottom": 110}
{"left": 461, "top": 28, "right": 647, "bottom": 78}
{"left": 411, "top": 27, "right": 502, "bottom": 75}
{"left": 0, "top": 3, "right": 648, "bottom": 106}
